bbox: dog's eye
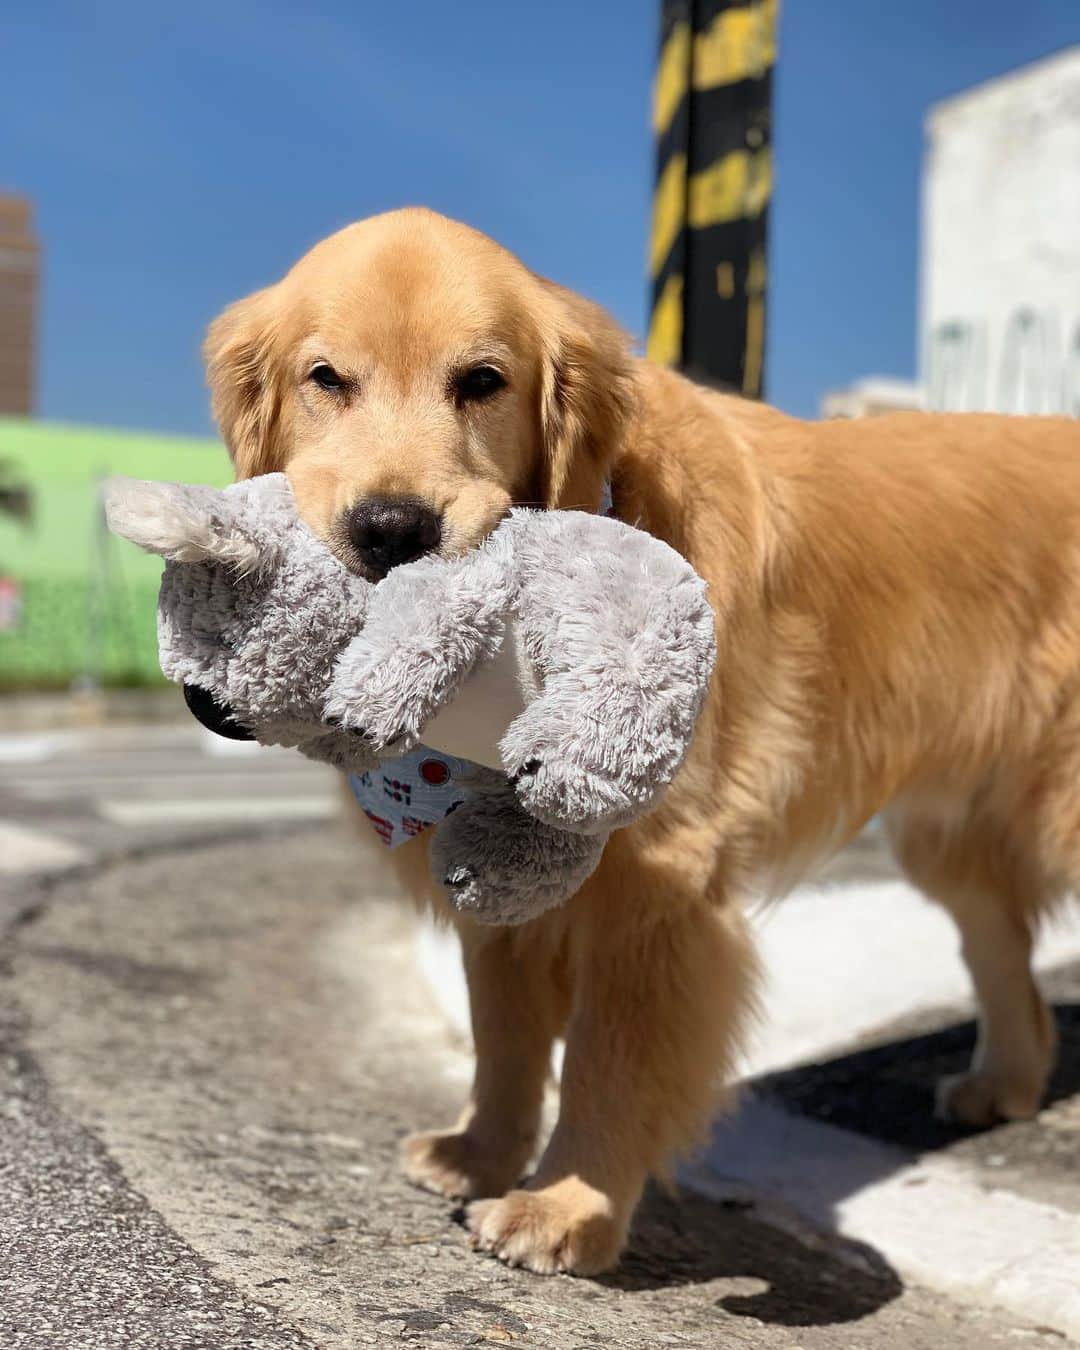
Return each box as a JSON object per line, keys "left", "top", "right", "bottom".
{"left": 309, "top": 363, "right": 346, "bottom": 391}
{"left": 453, "top": 365, "right": 506, "bottom": 405}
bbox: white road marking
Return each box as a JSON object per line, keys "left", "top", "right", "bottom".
{"left": 0, "top": 734, "right": 65, "bottom": 765}
{"left": 684, "top": 1095, "right": 1080, "bottom": 1340}
{"left": 14, "top": 771, "right": 329, "bottom": 799}
{"left": 98, "top": 796, "right": 339, "bottom": 826}
{"left": 0, "top": 725, "right": 200, "bottom": 760}
{"left": 0, "top": 822, "right": 90, "bottom": 875}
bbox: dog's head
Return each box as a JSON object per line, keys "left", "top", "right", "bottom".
{"left": 204, "top": 209, "right": 636, "bottom": 581}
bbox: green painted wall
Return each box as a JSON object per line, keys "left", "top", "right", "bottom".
{"left": 0, "top": 418, "right": 231, "bottom": 689}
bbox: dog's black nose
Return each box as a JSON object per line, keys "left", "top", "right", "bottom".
{"left": 183, "top": 683, "right": 256, "bottom": 741}
{"left": 347, "top": 497, "right": 442, "bottom": 576}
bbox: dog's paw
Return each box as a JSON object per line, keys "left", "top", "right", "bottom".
{"left": 401, "top": 1129, "right": 523, "bottom": 1202}
{"left": 935, "top": 1070, "right": 1045, "bottom": 1128}
{"left": 510, "top": 755, "right": 638, "bottom": 834}
{"left": 467, "top": 1180, "right": 625, "bottom": 1276}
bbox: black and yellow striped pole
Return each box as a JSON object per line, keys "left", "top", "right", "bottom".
{"left": 648, "top": 0, "right": 777, "bottom": 397}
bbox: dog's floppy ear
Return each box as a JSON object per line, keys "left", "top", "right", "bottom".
{"left": 103, "top": 478, "right": 264, "bottom": 572}
{"left": 204, "top": 286, "right": 284, "bottom": 480}
{"left": 536, "top": 280, "right": 637, "bottom": 511}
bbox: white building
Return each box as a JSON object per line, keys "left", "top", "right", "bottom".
{"left": 824, "top": 46, "right": 1080, "bottom": 418}
{"left": 922, "top": 46, "right": 1080, "bottom": 415}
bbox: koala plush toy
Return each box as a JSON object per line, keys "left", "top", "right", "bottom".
{"left": 105, "top": 473, "right": 716, "bottom": 926}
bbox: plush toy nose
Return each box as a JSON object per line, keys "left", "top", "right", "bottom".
{"left": 347, "top": 497, "right": 442, "bottom": 577}
{"left": 182, "top": 683, "right": 256, "bottom": 742}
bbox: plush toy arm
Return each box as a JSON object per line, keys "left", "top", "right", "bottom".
{"left": 323, "top": 537, "right": 514, "bottom": 755}
{"left": 500, "top": 511, "right": 716, "bottom": 834}
{"left": 429, "top": 768, "right": 605, "bottom": 926}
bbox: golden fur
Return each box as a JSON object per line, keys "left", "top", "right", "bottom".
{"left": 207, "top": 207, "right": 1077, "bottom": 1275}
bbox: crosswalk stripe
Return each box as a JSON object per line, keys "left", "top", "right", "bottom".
{"left": 98, "top": 796, "right": 338, "bottom": 826}
{"left": 13, "top": 771, "right": 330, "bottom": 799}
{"left": 8, "top": 749, "right": 322, "bottom": 777}
{"left": 0, "top": 734, "right": 67, "bottom": 765}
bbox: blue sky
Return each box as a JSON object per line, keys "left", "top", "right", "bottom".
{"left": 2, "top": 1, "right": 1076, "bottom": 435}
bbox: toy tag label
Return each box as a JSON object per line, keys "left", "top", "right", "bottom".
{"left": 347, "top": 747, "right": 471, "bottom": 848}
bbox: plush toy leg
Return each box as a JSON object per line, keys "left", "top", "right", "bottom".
{"left": 401, "top": 920, "right": 569, "bottom": 1201}
{"left": 431, "top": 772, "right": 605, "bottom": 925}
{"left": 467, "top": 852, "right": 759, "bottom": 1276}
{"left": 502, "top": 520, "right": 714, "bottom": 837}
{"left": 502, "top": 686, "right": 678, "bottom": 835}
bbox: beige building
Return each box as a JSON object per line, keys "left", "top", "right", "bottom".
{"left": 0, "top": 195, "right": 40, "bottom": 416}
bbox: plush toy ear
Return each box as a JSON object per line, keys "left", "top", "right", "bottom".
{"left": 536, "top": 279, "right": 637, "bottom": 512}
{"left": 103, "top": 478, "right": 264, "bottom": 572}
{"left": 204, "top": 285, "right": 285, "bottom": 480}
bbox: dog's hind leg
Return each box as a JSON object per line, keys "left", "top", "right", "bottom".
{"left": 884, "top": 806, "right": 1057, "bottom": 1127}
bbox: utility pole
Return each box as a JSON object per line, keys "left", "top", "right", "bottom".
{"left": 648, "top": 0, "right": 778, "bottom": 397}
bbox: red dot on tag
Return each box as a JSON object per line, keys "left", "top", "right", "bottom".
{"left": 419, "top": 758, "right": 450, "bottom": 786}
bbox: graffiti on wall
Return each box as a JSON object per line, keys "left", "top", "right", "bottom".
{"left": 926, "top": 310, "right": 1080, "bottom": 416}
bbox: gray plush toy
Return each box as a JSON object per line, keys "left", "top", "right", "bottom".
{"left": 105, "top": 473, "right": 716, "bottom": 925}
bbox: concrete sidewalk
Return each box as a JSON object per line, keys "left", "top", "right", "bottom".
{"left": 2, "top": 828, "right": 1075, "bottom": 1349}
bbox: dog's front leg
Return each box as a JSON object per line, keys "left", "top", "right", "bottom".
{"left": 402, "top": 918, "right": 568, "bottom": 1201}
{"left": 467, "top": 845, "right": 759, "bottom": 1276}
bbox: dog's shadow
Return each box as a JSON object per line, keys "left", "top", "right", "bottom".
{"left": 605, "top": 1182, "right": 903, "bottom": 1326}
{"left": 605, "top": 995, "right": 1080, "bottom": 1329}
{"left": 754, "top": 996, "right": 1080, "bottom": 1151}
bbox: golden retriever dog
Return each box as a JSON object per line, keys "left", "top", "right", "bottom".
{"left": 205, "top": 207, "right": 1077, "bottom": 1275}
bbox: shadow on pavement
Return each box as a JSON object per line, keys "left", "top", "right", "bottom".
{"left": 634, "top": 982, "right": 1080, "bottom": 1325}
{"left": 757, "top": 999, "right": 1080, "bottom": 1152}
{"left": 607, "top": 1181, "right": 904, "bottom": 1326}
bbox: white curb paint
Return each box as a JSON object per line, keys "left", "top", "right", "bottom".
{"left": 0, "top": 822, "right": 90, "bottom": 875}
{"left": 415, "top": 915, "right": 471, "bottom": 1034}
{"left": 685, "top": 1095, "right": 1080, "bottom": 1340}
